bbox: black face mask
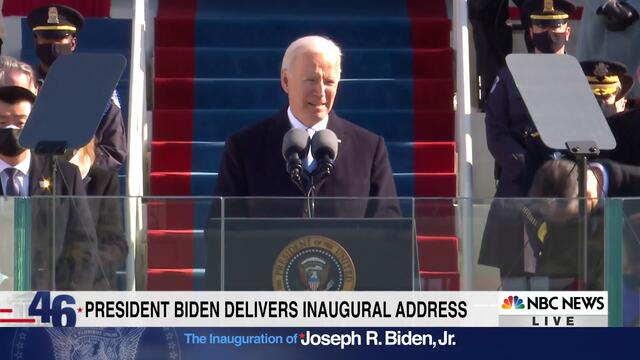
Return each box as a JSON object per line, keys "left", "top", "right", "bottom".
{"left": 35, "top": 43, "right": 73, "bottom": 67}
{"left": 532, "top": 31, "right": 568, "bottom": 53}
{"left": 0, "top": 128, "right": 26, "bottom": 157}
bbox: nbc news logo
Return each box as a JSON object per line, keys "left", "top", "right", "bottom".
{"left": 501, "top": 296, "right": 525, "bottom": 310}
{"left": 498, "top": 292, "right": 608, "bottom": 327}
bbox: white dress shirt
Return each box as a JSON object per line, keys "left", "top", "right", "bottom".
{"left": 287, "top": 107, "right": 328, "bottom": 171}
{"left": 0, "top": 151, "right": 31, "bottom": 196}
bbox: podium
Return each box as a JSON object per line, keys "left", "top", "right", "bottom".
{"left": 204, "top": 197, "right": 418, "bottom": 291}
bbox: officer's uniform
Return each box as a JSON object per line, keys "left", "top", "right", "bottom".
{"left": 581, "top": 60, "right": 634, "bottom": 106}
{"left": 580, "top": 60, "right": 638, "bottom": 165}
{"left": 480, "top": 0, "right": 576, "bottom": 276}
{"left": 27, "top": 5, "right": 127, "bottom": 172}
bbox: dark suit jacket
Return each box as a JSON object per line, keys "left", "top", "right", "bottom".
{"left": 485, "top": 67, "right": 542, "bottom": 197}
{"left": 0, "top": 154, "right": 98, "bottom": 290}
{"left": 84, "top": 166, "right": 127, "bottom": 290}
{"left": 602, "top": 108, "right": 640, "bottom": 167}
{"left": 214, "top": 108, "right": 400, "bottom": 218}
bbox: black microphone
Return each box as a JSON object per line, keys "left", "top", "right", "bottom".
{"left": 310, "top": 129, "right": 339, "bottom": 178}
{"left": 282, "top": 128, "right": 310, "bottom": 188}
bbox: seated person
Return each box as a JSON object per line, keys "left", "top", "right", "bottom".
{"left": 215, "top": 35, "right": 399, "bottom": 218}
{"left": 68, "top": 138, "right": 127, "bottom": 290}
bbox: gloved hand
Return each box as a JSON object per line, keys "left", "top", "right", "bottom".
{"left": 597, "top": 0, "right": 639, "bottom": 31}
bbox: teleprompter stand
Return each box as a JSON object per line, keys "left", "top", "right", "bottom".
{"left": 19, "top": 53, "right": 126, "bottom": 289}
{"left": 507, "top": 54, "right": 616, "bottom": 289}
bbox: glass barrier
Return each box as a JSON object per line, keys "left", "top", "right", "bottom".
{"left": 459, "top": 197, "right": 606, "bottom": 292}
{"left": 614, "top": 199, "right": 640, "bottom": 327}
{"left": 0, "top": 196, "right": 128, "bottom": 291}
{"left": 0, "top": 195, "right": 633, "bottom": 326}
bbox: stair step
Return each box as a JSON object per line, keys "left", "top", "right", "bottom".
{"left": 150, "top": 141, "right": 455, "bottom": 173}
{"left": 155, "top": 47, "right": 453, "bottom": 79}
{"left": 154, "top": 78, "right": 453, "bottom": 111}
{"left": 417, "top": 235, "right": 458, "bottom": 272}
{"left": 419, "top": 271, "right": 460, "bottom": 291}
{"left": 153, "top": 109, "right": 454, "bottom": 142}
{"left": 157, "top": 0, "right": 448, "bottom": 18}
{"left": 156, "top": 17, "right": 451, "bottom": 49}
{"left": 149, "top": 172, "right": 456, "bottom": 197}
{"left": 147, "top": 268, "right": 204, "bottom": 290}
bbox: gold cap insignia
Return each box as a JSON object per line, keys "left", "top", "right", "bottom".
{"left": 544, "top": 0, "right": 555, "bottom": 12}
{"left": 593, "top": 62, "right": 609, "bottom": 78}
{"left": 47, "top": 7, "right": 60, "bottom": 24}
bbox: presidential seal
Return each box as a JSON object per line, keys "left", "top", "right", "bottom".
{"left": 272, "top": 235, "right": 356, "bottom": 291}
{"left": 11, "top": 327, "right": 180, "bottom": 360}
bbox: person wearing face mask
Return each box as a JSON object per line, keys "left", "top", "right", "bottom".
{"left": 590, "top": 62, "right": 640, "bottom": 166}
{"left": 484, "top": 0, "right": 575, "bottom": 199}
{"left": 581, "top": 60, "right": 633, "bottom": 117}
{"left": 0, "top": 83, "right": 98, "bottom": 290}
{"left": 67, "top": 138, "right": 127, "bottom": 290}
{"left": 26, "top": 4, "right": 127, "bottom": 172}
{"left": 576, "top": 0, "right": 640, "bottom": 103}
{"left": 480, "top": 0, "right": 576, "bottom": 277}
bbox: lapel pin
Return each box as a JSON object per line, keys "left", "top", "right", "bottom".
{"left": 39, "top": 178, "right": 51, "bottom": 191}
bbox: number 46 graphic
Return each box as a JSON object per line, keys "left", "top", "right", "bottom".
{"left": 28, "top": 292, "right": 77, "bottom": 327}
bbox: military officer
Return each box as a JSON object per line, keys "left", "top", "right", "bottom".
{"left": 484, "top": 0, "right": 576, "bottom": 198}
{"left": 581, "top": 60, "right": 634, "bottom": 116}
{"left": 480, "top": 0, "right": 577, "bottom": 281}
{"left": 27, "top": 4, "right": 127, "bottom": 172}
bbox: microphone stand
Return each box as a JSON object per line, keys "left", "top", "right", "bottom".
{"left": 304, "top": 156, "right": 335, "bottom": 219}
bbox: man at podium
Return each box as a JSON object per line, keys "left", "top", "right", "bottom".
{"left": 215, "top": 35, "right": 399, "bottom": 218}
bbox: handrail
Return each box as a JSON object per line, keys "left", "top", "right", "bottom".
{"left": 453, "top": 0, "right": 474, "bottom": 290}
{"left": 125, "top": 0, "right": 148, "bottom": 290}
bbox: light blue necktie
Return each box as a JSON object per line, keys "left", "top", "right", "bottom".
{"left": 4, "top": 168, "right": 21, "bottom": 196}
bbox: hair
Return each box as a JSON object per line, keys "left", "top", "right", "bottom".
{"left": 528, "top": 159, "right": 580, "bottom": 220}
{"left": 529, "top": 159, "right": 578, "bottom": 198}
{"left": 0, "top": 56, "right": 37, "bottom": 93}
{"left": 76, "top": 137, "right": 97, "bottom": 166}
{"left": 281, "top": 35, "right": 342, "bottom": 73}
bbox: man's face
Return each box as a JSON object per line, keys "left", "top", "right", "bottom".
{"left": 529, "top": 23, "right": 571, "bottom": 54}
{"left": 34, "top": 33, "right": 77, "bottom": 50}
{"left": 281, "top": 51, "right": 340, "bottom": 127}
{"left": 0, "top": 100, "right": 32, "bottom": 129}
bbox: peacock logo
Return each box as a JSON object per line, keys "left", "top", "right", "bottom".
{"left": 502, "top": 295, "right": 525, "bottom": 310}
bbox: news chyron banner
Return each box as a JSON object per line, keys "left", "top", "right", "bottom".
{"left": 0, "top": 291, "right": 607, "bottom": 327}
{"left": 0, "top": 291, "right": 620, "bottom": 360}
